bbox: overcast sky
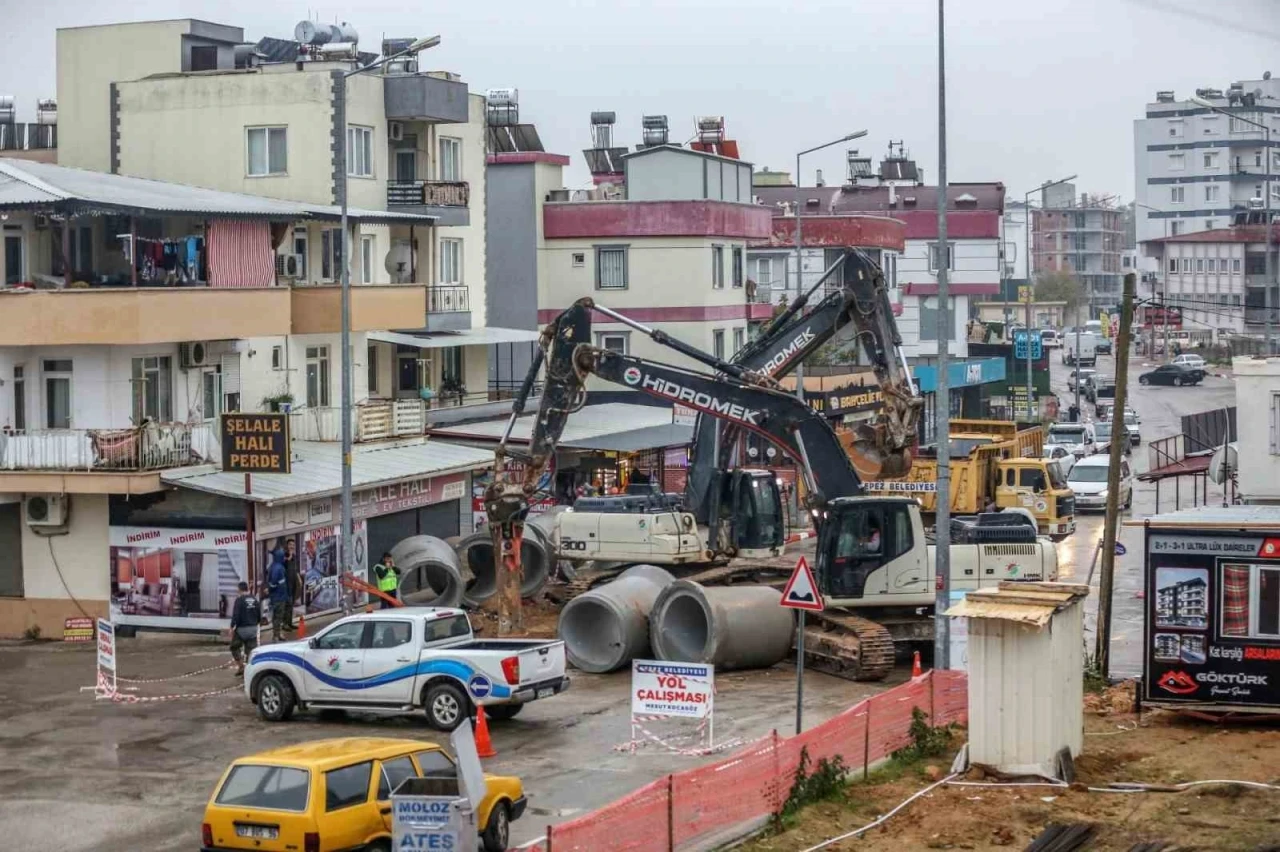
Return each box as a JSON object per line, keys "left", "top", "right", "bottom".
{"left": 6, "top": 0, "right": 1277, "bottom": 201}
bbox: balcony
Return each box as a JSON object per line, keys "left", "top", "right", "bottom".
{"left": 426, "top": 284, "right": 471, "bottom": 332}
{"left": 386, "top": 180, "right": 470, "bottom": 226}
{"left": 290, "top": 284, "right": 427, "bottom": 335}
{"left": 0, "top": 421, "right": 220, "bottom": 472}
{"left": 290, "top": 394, "right": 523, "bottom": 442}
{"left": 383, "top": 73, "right": 469, "bottom": 123}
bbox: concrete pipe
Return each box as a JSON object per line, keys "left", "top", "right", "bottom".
{"left": 526, "top": 507, "right": 574, "bottom": 580}
{"left": 389, "top": 535, "right": 467, "bottom": 609}
{"left": 558, "top": 564, "right": 675, "bottom": 673}
{"left": 456, "top": 525, "right": 551, "bottom": 607}
{"left": 650, "top": 581, "right": 795, "bottom": 671}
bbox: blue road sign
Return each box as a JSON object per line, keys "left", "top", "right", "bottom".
{"left": 1013, "top": 330, "right": 1043, "bottom": 360}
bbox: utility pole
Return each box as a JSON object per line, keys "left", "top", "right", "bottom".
{"left": 1095, "top": 272, "right": 1136, "bottom": 678}
{"left": 932, "top": 0, "right": 951, "bottom": 669}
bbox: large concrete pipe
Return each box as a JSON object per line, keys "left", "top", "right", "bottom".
{"left": 526, "top": 507, "right": 574, "bottom": 580}
{"left": 389, "top": 536, "right": 467, "bottom": 608}
{"left": 558, "top": 564, "right": 675, "bottom": 673}
{"left": 650, "top": 581, "right": 795, "bottom": 671}
{"left": 456, "top": 524, "right": 551, "bottom": 606}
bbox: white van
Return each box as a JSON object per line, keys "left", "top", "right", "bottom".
{"left": 1047, "top": 422, "right": 1097, "bottom": 458}
{"left": 1067, "top": 454, "right": 1134, "bottom": 511}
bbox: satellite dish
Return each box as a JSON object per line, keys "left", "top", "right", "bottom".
{"left": 1209, "top": 442, "right": 1238, "bottom": 485}
{"left": 384, "top": 240, "right": 413, "bottom": 282}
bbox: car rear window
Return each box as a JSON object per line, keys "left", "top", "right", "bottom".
{"left": 216, "top": 764, "right": 310, "bottom": 812}
{"left": 325, "top": 761, "right": 373, "bottom": 811}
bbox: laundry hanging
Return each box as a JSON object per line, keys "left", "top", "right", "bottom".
{"left": 208, "top": 220, "right": 275, "bottom": 288}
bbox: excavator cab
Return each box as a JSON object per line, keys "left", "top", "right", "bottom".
{"left": 721, "top": 469, "right": 785, "bottom": 557}
{"left": 816, "top": 497, "right": 926, "bottom": 600}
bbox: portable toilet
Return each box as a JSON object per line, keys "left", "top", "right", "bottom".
{"left": 945, "top": 581, "right": 1090, "bottom": 778}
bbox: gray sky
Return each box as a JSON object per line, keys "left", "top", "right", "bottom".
{"left": 5, "top": 0, "right": 1277, "bottom": 201}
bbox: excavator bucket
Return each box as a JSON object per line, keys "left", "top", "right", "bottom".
{"left": 840, "top": 425, "right": 915, "bottom": 481}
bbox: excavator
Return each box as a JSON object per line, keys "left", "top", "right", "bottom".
{"left": 484, "top": 249, "right": 1055, "bottom": 680}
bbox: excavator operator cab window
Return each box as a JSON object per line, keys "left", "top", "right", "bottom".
{"left": 823, "top": 502, "right": 915, "bottom": 598}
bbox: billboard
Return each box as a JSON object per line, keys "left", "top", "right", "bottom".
{"left": 1143, "top": 532, "right": 1280, "bottom": 708}
{"left": 109, "top": 526, "right": 249, "bottom": 630}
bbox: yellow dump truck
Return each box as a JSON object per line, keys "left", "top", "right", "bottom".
{"left": 861, "top": 419, "right": 1076, "bottom": 541}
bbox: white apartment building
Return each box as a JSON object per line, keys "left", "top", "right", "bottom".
{"left": 1134, "top": 76, "right": 1280, "bottom": 246}
{"left": 1142, "top": 226, "right": 1275, "bottom": 335}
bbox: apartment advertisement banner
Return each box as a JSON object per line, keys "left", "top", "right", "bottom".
{"left": 108, "top": 526, "right": 249, "bottom": 630}
{"left": 1143, "top": 532, "right": 1280, "bottom": 708}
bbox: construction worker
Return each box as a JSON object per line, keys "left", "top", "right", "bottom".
{"left": 266, "top": 547, "right": 290, "bottom": 641}
{"left": 374, "top": 552, "right": 401, "bottom": 609}
{"left": 228, "top": 581, "right": 261, "bottom": 676}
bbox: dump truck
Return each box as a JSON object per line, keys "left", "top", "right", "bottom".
{"left": 861, "top": 419, "right": 1076, "bottom": 541}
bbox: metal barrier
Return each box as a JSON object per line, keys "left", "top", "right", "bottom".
{"left": 528, "top": 670, "right": 968, "bottom": 852}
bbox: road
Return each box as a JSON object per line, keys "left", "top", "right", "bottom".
{"left": 1046, "top": 345, "right": 1235, "bottom": 677}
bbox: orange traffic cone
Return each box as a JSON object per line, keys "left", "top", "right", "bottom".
{"left": 474, "top": 705, "right": 497, "bottom": 758}
{"left": 912, "top": 651, "right": 923, "bottom": 678}
{"left": 296, "top": 613, "right": 306, "bottom": 639}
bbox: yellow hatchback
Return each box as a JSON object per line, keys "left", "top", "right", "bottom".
{"left": 202, "top": 737, "right": 525, "bottom": 852}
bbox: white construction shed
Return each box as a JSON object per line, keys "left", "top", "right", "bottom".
{"left": 946, "top": 582, "right": 1090, "bottom": 778}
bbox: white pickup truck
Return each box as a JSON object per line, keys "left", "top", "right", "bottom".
{"left": 246, "top": 607, "right": 570, "bottom": 730}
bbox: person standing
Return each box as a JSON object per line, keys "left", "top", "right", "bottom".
{"left": 228, "top": 581, "right": 261, "bottom": 675}
{"left": 282, "top": 538, "right": 299, "bottom": 629}
{"left": 266, "top": 547, "right": 290, "bottom": 641}
{"left": 374, "top": 552, "right": 401, "bottom": 609}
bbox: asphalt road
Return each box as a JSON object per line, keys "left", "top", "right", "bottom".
{"left": 1046, "top": 345, "right": 1235, "bottom": 678}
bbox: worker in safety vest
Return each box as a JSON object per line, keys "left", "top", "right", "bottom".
{"left": 373, "top": 552, "right": 400, "bottom": 609}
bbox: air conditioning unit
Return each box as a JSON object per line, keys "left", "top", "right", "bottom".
{"left": 389, "top": 121, "right": 404, "bottom": 142}
{"left": 25, "top": 494, "right": 68, "bottom": 528}
{"left": 180, "top": 341, "right": 212, "bottom": 368}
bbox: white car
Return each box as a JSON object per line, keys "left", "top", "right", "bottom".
{"left": 1124, "top": 410, "right": 1142, "bottom": 445}
{"left": 1042, "top": 444, "right": 1077, "bottom": 478}
{"left": 246, "top": 607, "right": 570, "bottom": 730}
{"left": 1172, "top": 354, "right": 1207, "bottom": 370}
{"left": 1067, "top": 454, "right": 1134, "bottom": 511}
{"left": 1047, "top": 422, "right": 1097, "bottom": 458}
{"left": 1067, "top": 368, "right": 1097, "bottom": 392}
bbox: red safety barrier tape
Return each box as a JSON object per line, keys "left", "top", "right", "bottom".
{"left": 115, "top": 661, "right": 235, "bottom": 684}
{"left": 110, "top": 684, "right": 242, "bottom": 703}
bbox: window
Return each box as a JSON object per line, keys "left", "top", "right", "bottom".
{"left": 711, "top": 245, "right": 725, "bottom": 288}
{"left": 377, "top": 757, "right": 417, "bottom": 801}
{"left": 306, "top": 346, "right": 330, "bottom": 408}
{"left": 1018, "top": 467, "right": 1048, "bottom": 492}
{"left": 754, "top": 257, "right": 774, "bottom": 285}
{"left": 43, "top": 359, "right": 72, "bottom": 429}
{"left": 919, "top": 296, "right": 956, "bottom": 341}
{"left": 216, "top": 765, "right": 310, "bottom": 812}
{"left": 1203, "top": 151, "right": 1219, "bottom": 170}
{"left": 414, "top": 750, "right": 457, "bottom": 778}
{"left": 360, "top": 235, "right": 374, "bottom": 284}
{"left": 1204, "top": 185, "right": 1220, "bottom": 203}
{"left": 1168, "top": 257, "right": 1178, "bottom": 274}
{"left": 438, "top": 137, "right": 462, "bottom": 181}
{"left": 320, "top": 228, "right": 343, "bottom": 281}
{"left": 1202, "top": 116, "right": 1219, "bottom": 135}
{"left": 441, "top": 346, "right": 464, "bottom": 387}
{"left": 928, "top": 242, "right": 955, "bottom": 272}
{"left": 292, "top": 229, "right": 308, "bottom": 280}
{"left": 367, "top": 345, "right": 379, "bottom": 395}
{"left": 731, "top": 247, "right": 744, "bottom": 288}
{"left": 246, "top": 126, "right": 287, "bottom": 176}
{"left": 713, "top": 329, "right": 725, "bottom": 360}
{"left": 1170, "top": 221, "right": 1182, "bottom": 236}
{"left": 733, "top": 327, "right": 744, "bottom": 355}
{"left": 1167, "top": 119, "right": 1184, "bottom": 138}
{"left": 370, "top": 621, "right": 412, "bottom": 649}
{"left": 424, "top": 614, "right": 472, "bottom": 643}
{"left": 395, "top": 149, "right": 416, "bottom": 181}
{"left": 595, "top": 246, "right": 628, "bottom": 289}
{"left": 1196, "top": 258, "right": 1205, "bottom": 273}
{"left": 346, "top": 125, "right": 373, "bottom": 177}
{"left": 316, "top": 620, "right": 364, "bottom": 650}
{"left": 5, "top": 232, "right": 24, "bottom": 285}
{"left": 596, "top": 332, "right": 629, "bottom": 354}
{"left": 188, "top": 45, "right": 219, "bottom": 72}
{"left": 1181, "top": 258, "right": 1192, "bottom": 273}
{"left": 1233, "top": 258, "right": 1242, "bottom": 273}
{"left": 1168, "top": 153, "right": 1185, "bottom": 171}
{"left": 271, "top": 346, "right": 284, "bottom": 370}
{"left": 438, "top": 238, "right": 462, "bottom": 285}
{"left": 12, "top": 365, "right": 24, "bottom": 431}
{"left": 572, "top": 252, "right": 585, "bottom": 268}
{"left": 1205, "top": 219, "right": 1216, "bottom": 231}
{"left": 1170, "top": 186, "right": 1185, "bottom": 204}
{"left": 324, "top": 762, "right": 373, "bottom": 812}
{"left": 202, "top": 369, "right": 222, "bottom": 420}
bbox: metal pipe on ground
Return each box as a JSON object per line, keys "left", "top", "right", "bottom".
{"left": 456, "top": 524, "right": 551, "bottom": 606}
{"left": 558, "top": 564, "right": 676, "bottom": 673}
{"left": 389, "top": 536, "right": 468, "bottom": 608}
{"left": 649, "top": 580, "right": 794, "bottom": 671}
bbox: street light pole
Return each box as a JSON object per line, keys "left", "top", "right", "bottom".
{"left": 336, "top": 36, "right": 440, "bottom": 589}
{"left": 793, "top": 131, "right": 867, "bottom": 404}
{"left": 933, "top": 0, "right": 951, "bottom": 670}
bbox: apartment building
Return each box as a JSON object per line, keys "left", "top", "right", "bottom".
{"left": 1140, "top": 225, "right": 1277, "bottom": 335}
{"left": 1134, "top": 75, "right": 1280, "bottom": 246}
{"left": 1031, "top": 182, "right": 1125, "bottom": 310}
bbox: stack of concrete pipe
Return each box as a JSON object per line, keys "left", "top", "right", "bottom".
{"left": 389, "top": 535, "right": 468, "bottom": 609}
{"left": 455, "top": 520, "right": 553, "bottom": 607}
{"left": 649, "top": 580, "right": 795, "bottom": 671}
{"left": 558, "top": 564, "right": 675, "bottom": 672}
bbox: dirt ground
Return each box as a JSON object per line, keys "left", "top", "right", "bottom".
{"left": 743, "top": 684, "right": 1280, "bottom": 852}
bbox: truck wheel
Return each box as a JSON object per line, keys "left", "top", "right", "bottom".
{"left": 256, "top": 674, "right": 296, "bottom": 722}
{"left": 1050, "top": 534, "right": 1069, "bottom": 543}
{"left": 481, "top": 803, "right": 510, "bottom": 852}
{"left": 425, "top": 682, "right": 470, "bottom": 731}
{"left": 485, "top": 703, "right": 524, "bottom": 721}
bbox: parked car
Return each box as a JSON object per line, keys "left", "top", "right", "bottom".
{"left": 1092, "top": 421, "right": 1132, "bottom": 456}
{"left": 1067, "top": 454, "right": 1134, "bottom": 511}
{"left": 1172, "top": 353, "right": 1207, "bottom": 370}
{"left": 1124, "top": 410, "right": 1142, "bottom": 445}
{"left": 1040, "top": 328, "right": 1061, "bottom": 348}
{"left": 1139, "top": 364, "right": 1205, "bottom": 387}
{"left": 1095, "top": 337, "right": 1113, "bottom": 355}
{"left": 202, "top": 737, "right": 525, "bottom": 852}
{"left": 1067, "top": 368, "right": 1097, "bottom": 392}
{"left": 1043, "top": 444, "right": 1077, "bottom": 478}
{"left": 1085, "top": 377, "right": 1115, "bottom": 404}
{"left": 246, "top": 608, "right": 570, "bottom": 730}
{"left": 1047, "top": 422, "right": 1097, "bottom": 458}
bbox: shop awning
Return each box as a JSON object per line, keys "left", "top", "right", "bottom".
{"left": 370, "top": 328, "right": 542, "bottom": 349}
{"left": 562, "top": 423, "right": 693, "bottom": 452}
{"left": 162, "top": 439, "right": 492, "bottom": 504}
{"left": 428, "top": 402, "right": 686, "bottom": 450}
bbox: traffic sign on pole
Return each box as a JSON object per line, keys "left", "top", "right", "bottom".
{"left": 780, "top": 556, "right": 825, "bottom": 611}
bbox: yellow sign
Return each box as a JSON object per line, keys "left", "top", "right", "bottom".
{"left": 1018, "top": 286, "right": 1032, "bottom": 304}
{"left": 1100, "top": 312, "right": 1111, "bottom": 339}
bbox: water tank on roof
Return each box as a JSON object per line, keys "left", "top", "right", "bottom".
{"left": 335, "top": 22, "right": 359, "bottom": 45}
{"left": 294, "top": 20, "right": 332, "bottom": 46}
{"left": 486, "top": 88, "right": 518, "bottom": 107}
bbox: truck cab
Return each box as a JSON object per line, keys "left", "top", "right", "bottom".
{"left": 993, "top": 456, "right": 1076, "bottom": 541}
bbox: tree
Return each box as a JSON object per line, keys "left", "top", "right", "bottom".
{"left": 1034, "top": 271, "right": 1086, "bottom": 312}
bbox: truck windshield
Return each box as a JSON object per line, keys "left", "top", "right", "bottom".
{"left": 1049, "top": 427, "right": 1085, "bottom": 444}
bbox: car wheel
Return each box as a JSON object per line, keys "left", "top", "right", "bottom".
{"left": 1139, "top": 376, "right": 1149, "bottom": 385}
{"left": 256, "top": 674, "right": 296, "bottom": 722}
{"left": 485, "top": 703, "right": 525, "bottom": 722}
{"left": 481, "top": 803, "right": 510, "bottom": 852}
{"left": 1172, "top": 376, "right": 1182, "bottom": 387}
{"left": 365, "top": 840, "right": 392, "bottom": 852}
{"left": 425, "top": 682, "right": 470, "bottom": 731}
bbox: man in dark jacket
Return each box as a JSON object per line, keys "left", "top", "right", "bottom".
{"left": 283, "top": 538, "right": 299, "bottom": 629}
{"left": 266, "top": 548, "right": 290, "bottom": 641}
{"left": 228, "top": 581, "right": 261, "bottom": 675}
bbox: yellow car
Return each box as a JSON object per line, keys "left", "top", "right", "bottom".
{"left": 202, "top": 737, "right": 525, "bottom": 852}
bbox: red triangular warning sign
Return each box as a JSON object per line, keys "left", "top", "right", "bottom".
{"left": 780, "top": 556, "right": 825, "bottom": 611}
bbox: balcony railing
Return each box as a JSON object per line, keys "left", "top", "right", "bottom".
{"left": 428, "top": 284, "right": 469, "bottom": 313}
{"left": 0, "top": 420, "right": 219, "bottom": 472}
{"left": 290, "top": 392, "right": 536, "bottom": 443}
{"left": 387, "top": 180, "right": 470, "bottom": 208}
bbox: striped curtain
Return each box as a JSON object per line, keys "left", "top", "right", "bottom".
{"left": 208, "top": 220, "right": 276, "bottom": 288}
{"left": 1222, "top": 564, "right": 1250, "bottom": 636}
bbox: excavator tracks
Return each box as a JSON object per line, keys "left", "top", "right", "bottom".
{"left": 801, "top": 611, "right": 896, "bottom": 682}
